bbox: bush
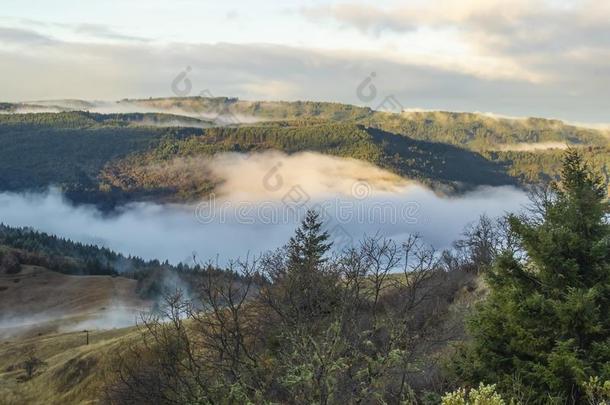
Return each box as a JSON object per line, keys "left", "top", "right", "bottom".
{"left": 0, "top": 250, "right": 21, "bottom": 274}
{"left": 442, "top": 383, "right": 505, "bottom": 405}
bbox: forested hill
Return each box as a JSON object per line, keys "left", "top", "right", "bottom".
{"left": 1, "top": 101, "right": 609, "bottom": 206}
{"left": 100, "top": 123, "right": 515, "bottom": 202}
{"left": 127, "top": 97, "right": 608, "bottom": 148}
{"left": 0, "top": 223, "right": 218, "bottom": 300}
{"left": 0, "top": 223, "right": 177, "bottom": 277}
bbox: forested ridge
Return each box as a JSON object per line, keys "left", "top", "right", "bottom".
{"left": 0, "top": 223, "right": 220, "bottom": 300}
{"left": 100, "top": 123, "right": 515, "bottom": 201}
{"left": 1, "top": 101, "right": 609, "bottom": 207}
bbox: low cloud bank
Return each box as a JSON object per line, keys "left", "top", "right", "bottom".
{"left": 12, "top": 99, "right": 260, "bottom": 127}
{"left": 0, "top": 186, "right": 528, "bottom": 265}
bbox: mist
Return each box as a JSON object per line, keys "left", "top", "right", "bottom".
{"left": 0, "top": 152, "right": 530, "bottom": 336}
{"left": 0, "top": 150, "right": 530, "bottom": 263}
{"left": 493, "top": 142, "right": 569, "bottom": 152}
{"left": 14, "top": 99, "right": 261, "bottom": 126}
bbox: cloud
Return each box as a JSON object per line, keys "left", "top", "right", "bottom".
{"left": 1, "top": 14, "right": 610, "bottom": 122}
{"left": 0, "top": 153, "right": 529, "bottom": 264}
{"left": 73, "top": 23, "right": 149, "bottom": 42}
{"left": 301, "top": 1, "right": 610, "bottom": 86}
{"left": 0, "top": 26, "right": 56, "bottom": 46}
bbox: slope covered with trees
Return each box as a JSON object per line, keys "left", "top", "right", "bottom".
{"left": 0, "top": 224, "right": 219, "bottom": 300}
{"left": 101, "top": 123, "right": 515, "bottom": 201}
{"left": 1, "top": 101, "right": 609, "bottom": 207}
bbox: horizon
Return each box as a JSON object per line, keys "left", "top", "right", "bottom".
{"left": 2, "top": 0, "right": 610, "bottom": 123}
{"left": 5, "top": 95, "right": 610, "bottom": 130}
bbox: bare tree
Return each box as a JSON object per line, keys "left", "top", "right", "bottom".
{"left": 107, "top": 228, "right": 484, "bottom": 403}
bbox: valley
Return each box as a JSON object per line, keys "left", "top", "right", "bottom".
{"left": 1, "top": 96, "right": 609, "bottom": 404}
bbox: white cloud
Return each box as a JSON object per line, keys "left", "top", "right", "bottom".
{"left": 0, "top": 1, "right": 609, "bottom": 122}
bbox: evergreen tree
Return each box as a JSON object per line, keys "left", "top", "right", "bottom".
{"left": 287, "top": 209, "right": 332, "bottom": 271}
{"left": 276, "top": 209, "right": 337, "bottom": 325}
{"left": 457, "top": 150, "right": 610, "bottom": 403}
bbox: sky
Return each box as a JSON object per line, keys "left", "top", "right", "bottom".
{"left": 1, "top": 0, "right": 609, "bottom": 123}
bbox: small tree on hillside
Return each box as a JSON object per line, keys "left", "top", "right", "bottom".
{"left": 455, "top": 150, "right": 610, "bottom": 403}
{"left": 22, "top": 346, "right": 45, "bottom": 380}
{"left": 264, "top": 209, "right": 338, "bottom": 326}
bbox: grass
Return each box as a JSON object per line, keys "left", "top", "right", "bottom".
{"left": 0, "top": 326, "right": 138, "bottom": 404}
{"left": 0, "top": 265, "right": 152, "bottom": 403}
{"left": 0, "top": 265, "right": 151, "bottom": 339}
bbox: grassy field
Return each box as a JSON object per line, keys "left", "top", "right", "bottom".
{"left": 0, "top": 266, "right": 149, "bottom": 404}
{"left": 0, "top": 326, "right": 137, "bottom": 404}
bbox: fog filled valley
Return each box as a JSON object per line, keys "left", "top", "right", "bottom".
{"left": 1, "top": 96, "right": 609, "bottom": 404}
{"left": 0, "top": 153, "right": 529, "bottom": 263}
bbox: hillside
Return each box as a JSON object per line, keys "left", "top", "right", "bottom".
{"left": 1, "top": 98, "right": 610, "bottom": 206}
{"left": 0, "top": 224, "right": 215, "bottom": 305}
{"left": 100, "top": 123, "right": 516, "bottom": 201}
{"left": 0, "top": 265, "right": 150, "bottom": 339}
{"left": 0, "top": 326, "right": 138, "bottom": 404}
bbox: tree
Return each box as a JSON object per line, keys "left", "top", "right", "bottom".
{"left": 262, "top": 210, "right": 338, "bottom": 326}
{"left": 287, "top": 209, "right": 332, "bottom": 271}
{"left": 442, "top": 383, "right": 506, "bottom": 405}
{"left": 0, "top": 250, "right": 20, "bottom": 274}
{"left": 455, "top": 150, "right": 610, "bottom": 403}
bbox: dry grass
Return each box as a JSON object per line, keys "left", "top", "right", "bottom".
{"left": 0, "top": 266, "right": 153, "bottom": 403}
{"left": 0, "top": 266, "right": 151, "bottom": 338}
{"left": 0, "top": 326, "right": 139, "bottom": 404}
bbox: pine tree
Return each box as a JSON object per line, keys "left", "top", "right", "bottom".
{"left": 457, "top": 150, "right": 610, "bottom": 403}
{"left": 287, "top": 209, "right": 332, "bottom": 271}
{"left": 279, "top": 210, "right": 337, "bottom": 325}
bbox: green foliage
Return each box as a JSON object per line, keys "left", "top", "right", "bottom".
{"left": 582, "top": 376, "right": 610, "bottom": 404}
{"left": 441, "top": 383, "right": 506, "bottom": 405}
{"left": 455, "top": 150, "right": 610, "bottom": 403}
{"left": 287, "top": 210, "right": 332, "bottom": 270}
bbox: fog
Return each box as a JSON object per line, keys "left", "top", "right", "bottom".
{"left": 0, "top": 152, "right": 531, "bottom": 335}
{"left": 15, "top": 99, "right": 260, "bottom": 126}
{"left": 493, "top": 142, "right": 569, "bottom": 152}
{"left": 0, "top": 149, "right": 529, "bottom": 264}
{"left": 0, "top": 305, "right": 147, "bottom": 338}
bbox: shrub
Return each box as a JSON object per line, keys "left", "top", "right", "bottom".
{"left": 442, "top": 383, "right": 505, "bottom": 405}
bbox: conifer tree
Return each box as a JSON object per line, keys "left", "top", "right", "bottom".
{"left": 457, "top": 150, "right": 610, "bottom": 403}
{"left": 287, "top": 209, "right": 332, "bottom": 271}
{"left": 281, "top": 209, "right": 337, "bottom": 324}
